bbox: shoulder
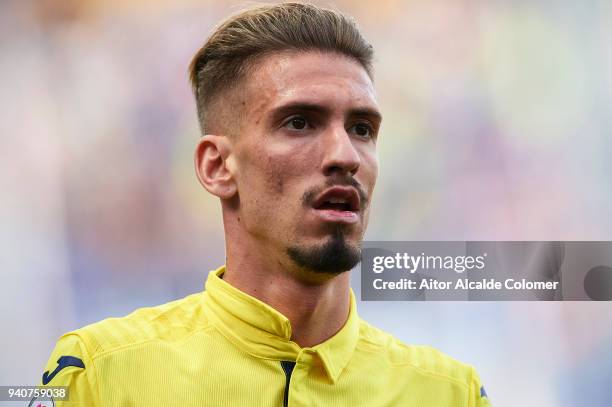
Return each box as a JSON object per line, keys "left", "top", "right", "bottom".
{"left": 356, "top": 319, "right": 476, "bottom": 388}
{"left": 66, "top": 291, "right": 210, "bottom": 359}
{"left": 39, "top": 293, "right": 210, "bottom": 403}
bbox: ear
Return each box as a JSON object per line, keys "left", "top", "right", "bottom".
{"left": 194, "top": 135, "right": 237, "bottom": 199}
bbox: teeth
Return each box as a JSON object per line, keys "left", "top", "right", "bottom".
{"left": 328, "top": 198, "right": 347, "bottom": 204}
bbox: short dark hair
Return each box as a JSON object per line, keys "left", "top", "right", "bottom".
{"left": 188, "top": 2, "right": 374, "bottom": 134}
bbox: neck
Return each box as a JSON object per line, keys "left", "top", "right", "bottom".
{"left": 222, "top": 230, "right": 351, "bottom": 348}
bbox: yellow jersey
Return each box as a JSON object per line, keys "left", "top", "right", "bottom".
{"left": 40, "top": 266, "right": 492, "bottom": 406}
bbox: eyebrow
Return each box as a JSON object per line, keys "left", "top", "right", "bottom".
{"left": 268, "top": 102, "right": 383, "bottom": 126}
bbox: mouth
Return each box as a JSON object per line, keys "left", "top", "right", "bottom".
{"left": 311, "top": 186, "right": 360, "bottom": 224}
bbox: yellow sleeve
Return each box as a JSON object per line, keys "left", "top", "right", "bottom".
{"left": 470, "top": 367, "right": 493, "bottom": 407}
{"left": 39, "top": 333, "right": 100, "bottom": 407}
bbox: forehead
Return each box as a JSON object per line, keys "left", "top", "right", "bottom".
{"left": 241, "top": 50, "right": 378, "bottom": 121}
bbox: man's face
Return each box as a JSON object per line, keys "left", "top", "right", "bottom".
{"left": 228, "top": 50, "right": 381, "bottom": 276}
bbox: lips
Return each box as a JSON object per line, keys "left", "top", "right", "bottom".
{"left": 312, "top": 186, "right": 360, "bottom": 213}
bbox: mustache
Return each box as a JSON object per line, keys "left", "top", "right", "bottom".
{"left": 302, "top": 174, "right": 368, "bottom": 209}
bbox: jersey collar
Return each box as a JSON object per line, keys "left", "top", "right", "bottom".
{"left": 202, "top": 265, "right": 360, "bottom": 383}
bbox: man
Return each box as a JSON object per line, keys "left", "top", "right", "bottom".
{"left": 41, "top": 3, "right": 492, "bottom": 406}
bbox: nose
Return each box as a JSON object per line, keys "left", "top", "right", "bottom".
{"left": 320, "top": 125, "right": 361, "bottom": 176}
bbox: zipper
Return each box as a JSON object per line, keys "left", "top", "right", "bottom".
{"left": 280, "top": 361, "right": 296, "bottom": 407}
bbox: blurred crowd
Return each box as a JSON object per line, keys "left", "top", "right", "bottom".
{"left": 1, "top": 1, "right": 611, "bottom": 406}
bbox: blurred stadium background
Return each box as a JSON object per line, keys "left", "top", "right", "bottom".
{"left": 1, "top": 0, "right": 612, "bottom": 406}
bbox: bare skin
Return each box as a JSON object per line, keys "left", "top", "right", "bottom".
{"left": 195, "top": 50, "right": 381, "bottom": 347}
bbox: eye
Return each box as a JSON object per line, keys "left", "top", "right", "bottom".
{"left": 283, "top": 116, "right": 309, "bottom": 131}
{"left": 349, "top": 122, "right": 375, "bottom": 139}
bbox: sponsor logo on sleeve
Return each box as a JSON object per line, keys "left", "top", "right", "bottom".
{"left": 42, "top": 356, "right": 85, "bottom": 385}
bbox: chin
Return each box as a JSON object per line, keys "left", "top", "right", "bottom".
{"left": 286, "top": 227, "right": 362, "bottom": 275}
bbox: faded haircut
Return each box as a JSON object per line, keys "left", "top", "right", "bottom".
{"left": 188, "top": 2, "right": 374, "bottom": 134}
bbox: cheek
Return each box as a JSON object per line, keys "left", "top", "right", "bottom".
{"left": 359, "top": 148, "right": 379, "bottom": 190}
{"left": 259, "top": 143, "right": 313, "bottom": 195}
{"left": 237, "top": 144, "right": 306, "bottom": 213}
{"left": 242, "top": 153, "right": 308, "bottom": 238}
{"left": 265, "top": 156, "right": 289, "bottom": 195}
